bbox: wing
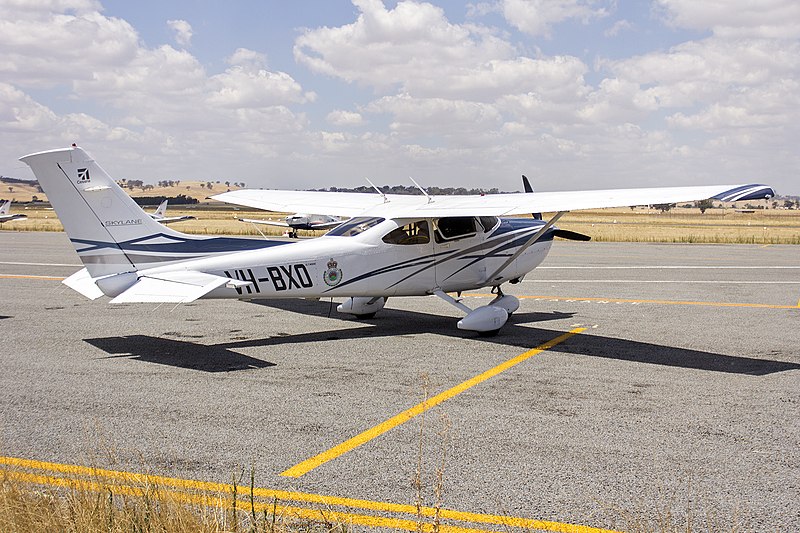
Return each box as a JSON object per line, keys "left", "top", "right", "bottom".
{"left": 238, "top": 217, "right": 290, "bottom": 227}
{"left": 155, "top": 215, "right": 195, "bottom": 224}
{"left": 308, "top": 219, "right": 348, "bottom": 230}
{"left": 213, "top": 184, "right": 775, "bottom": 218}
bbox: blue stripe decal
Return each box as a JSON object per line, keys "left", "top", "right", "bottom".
{"left": 712, "top": 184, "right": 775, "bottom": 202}
{"left": 72, "top": 233, "right": 289, "bottom": 254}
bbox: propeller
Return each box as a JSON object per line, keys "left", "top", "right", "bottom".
{"left": 552, "top": 229, "right": 591, "bottom": 241}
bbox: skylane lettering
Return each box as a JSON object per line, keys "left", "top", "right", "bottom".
{"left": 103, "top": 219, "right": 143, "bottom": 227}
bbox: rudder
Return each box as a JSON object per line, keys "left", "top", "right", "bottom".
{"left": 20, "top": 146, "right": 189, "bottom": 277}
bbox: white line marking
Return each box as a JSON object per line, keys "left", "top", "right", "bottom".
{"left": 0, "top": 261, "right": 81, "bottom": 267}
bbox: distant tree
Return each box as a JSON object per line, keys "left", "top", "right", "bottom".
{"left": 784, "top": 199, "right": 796, "bottom": 209}
{"left": 695, "top": 199, "right": 714, "bottom": 214}
{"left": 653, "top": 203, "right": 675, "bottom": 212}
{"left": 8, "top": 187, "right": 12, "bottom": 193}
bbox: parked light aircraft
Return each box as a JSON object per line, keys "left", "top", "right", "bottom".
{"left": 238, "top": 213, "right": 345, "bottom": 238}
{"left": 149, "top": 199, "right": 195, "bottom": 224}
{"left": 0, "top": 200, "right": 27, "bottom": 223}
{"left": 21, "top": 145, "right": 775, "bottom": 335}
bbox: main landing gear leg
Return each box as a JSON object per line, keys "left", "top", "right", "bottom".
{"left": 433, "top": 289, "right": 514, "bottom": 337}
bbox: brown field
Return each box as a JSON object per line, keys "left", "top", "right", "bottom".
{"left": 1, "top": 177, "right": 798, "bottom": 243}
{"left": 4, "top": 204, "right": 799, "bottom": 244}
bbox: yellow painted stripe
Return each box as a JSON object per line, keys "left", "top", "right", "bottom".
{"left": 465, "top": 293, "right": 799, "bottom": 310}
{"left": 281, "top": 328, "right": 586, "bottom": 478}
{"left": 0, "top": 274, "right": 65, "bottom": 280}
{"left": 1, "top": 456, "right": 619, "bottom": 533}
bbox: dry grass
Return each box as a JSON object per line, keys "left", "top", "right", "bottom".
{"left": 0, "top": 469, "right": 343, "bottom": 533}
{"left": 3, "top": 205, "right": 799, "bottom": 244}
{"left": 555, "top": 207, "right": 800, "bottom": 244}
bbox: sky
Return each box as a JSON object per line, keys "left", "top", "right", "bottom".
{"left": 1, "top": 0, "right": 798, "bottom": 194}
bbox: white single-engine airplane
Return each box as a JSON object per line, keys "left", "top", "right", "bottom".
{"left": 0, "top": 200, "right": 27, "bottom": 223}
{"left": 237, "top": 212, "right": 345, "bottom": 238}
{"left": 21, "top": 145, "right": 774, "bottom": 335}
{"left": 149, "top": 199, "right": 196, "bottom": 224}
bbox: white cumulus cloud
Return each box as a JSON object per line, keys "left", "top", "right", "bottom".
{"left": 167, "top": 19, "right": 193, "bottom": 47}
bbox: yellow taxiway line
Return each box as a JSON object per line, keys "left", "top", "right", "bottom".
{"left": 465, "top": 293, "right": 800, "bottom": 310}
{"left": 1, "top": 455, "right": 619, "bottom": 533}
{"left": 281, "top": 328, "right": 586, "bottom": 478}
{"left": 4, "top": 274, "right": 797, "bottom": 308}
{"left": 0, "top": 274, "right": 66, "bottom": 281}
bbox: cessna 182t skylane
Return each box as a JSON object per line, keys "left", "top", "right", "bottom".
{"left": 237, "top": 212, "right": 345, "bottom": 238}
{"left": 21, "top": 146, "right": 775, "bottom": 335}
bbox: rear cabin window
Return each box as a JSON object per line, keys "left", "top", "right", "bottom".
{"left": 326, "top": 217, "right": 385, "bottom": 237}
{"left": 435, "top": 217, "right": 477, "bottom": 243}
{"left": 382, "top": 221, "right": 430, "bottom": 245}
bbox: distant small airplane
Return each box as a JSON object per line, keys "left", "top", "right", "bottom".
{"left": 0, "top": 200, "right": 27, "bottom": 223}
{"left": 21, "top": 145, "right": 775, "bottom": 336}
{"left": 149, "top": 199, "right": 195, "bottom": 224}
{"left": 237, "top": 213, "right": 346, "bottom": 238}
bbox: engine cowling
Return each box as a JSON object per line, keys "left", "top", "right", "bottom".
{"left": 337, "top": 297, "right": 387, "bottom": 318}
{"left": 457, "top": 305, "right": 508, "bottom": 333}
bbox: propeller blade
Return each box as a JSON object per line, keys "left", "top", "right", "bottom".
{"left": 552, "top": 229, "right": 591, "bottom": 241}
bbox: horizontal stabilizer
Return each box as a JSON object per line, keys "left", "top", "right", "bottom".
{"left": 62, "top": 268, "right": 105, "bottom": 300}
{"left": 110, "top": 271, "right": 251, "bottom": 304}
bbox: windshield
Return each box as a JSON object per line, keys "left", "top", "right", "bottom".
{"left": 326, "top": 216, "right": 385, "bottom": 237}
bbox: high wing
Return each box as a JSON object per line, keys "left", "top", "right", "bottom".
{"left": 238, "top": 217, "right": 290, "bottom": 227}
{"left": 212, "top": 184, "right": 774, "bottom": 218}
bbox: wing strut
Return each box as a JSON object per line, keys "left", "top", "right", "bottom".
{"left": 486, "top": 211, "right": 567, "bottom": 283}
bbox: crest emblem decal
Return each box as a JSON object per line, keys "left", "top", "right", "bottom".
{"left": 323, "top": 258, "right": 343, "bottom": 286}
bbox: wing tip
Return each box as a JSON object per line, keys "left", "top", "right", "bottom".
{"left": 712, "top": 184, "right": 776, "bottom": 202}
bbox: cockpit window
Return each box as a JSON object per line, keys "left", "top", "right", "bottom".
{"left": 435, "top": 217, "right": 477, "bottom": 243}
{"left": 478, "top": 216, "right": 499, "bottom": 233}
{"left": 326, "top": 217, "right": 385, "bottom": 237}
{"left": 382, "top": 220, "right": 430, "bottom": 245}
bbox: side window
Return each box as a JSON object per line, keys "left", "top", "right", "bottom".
{"left": 382, "top": 220, "right": 430, "bottom": 245}
{"left": 478, "top": 216, "right": 499, "bottom": 233}
{"left": 435, "top": 217, "right": 477, "bottom": 243}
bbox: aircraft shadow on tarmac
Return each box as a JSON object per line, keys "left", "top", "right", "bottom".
{"left": 84, "top": 335, "right": 276, "bottom": 373}
{"left": 236, "top": 299, "right": 800, "bottom": 376}
{"left": 81, "top": 299, "right": 798, "bottom": 376}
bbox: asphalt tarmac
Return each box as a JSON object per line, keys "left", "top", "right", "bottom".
{"left": 1, "top": 230, "right": 798, "bottom": 531}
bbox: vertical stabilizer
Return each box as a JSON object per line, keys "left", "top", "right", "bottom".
{"left": 153, "top": 199, "right": 168, "bottom": 219}
{"left": 20, "top": 146, "right": 189, "bottom": 277}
